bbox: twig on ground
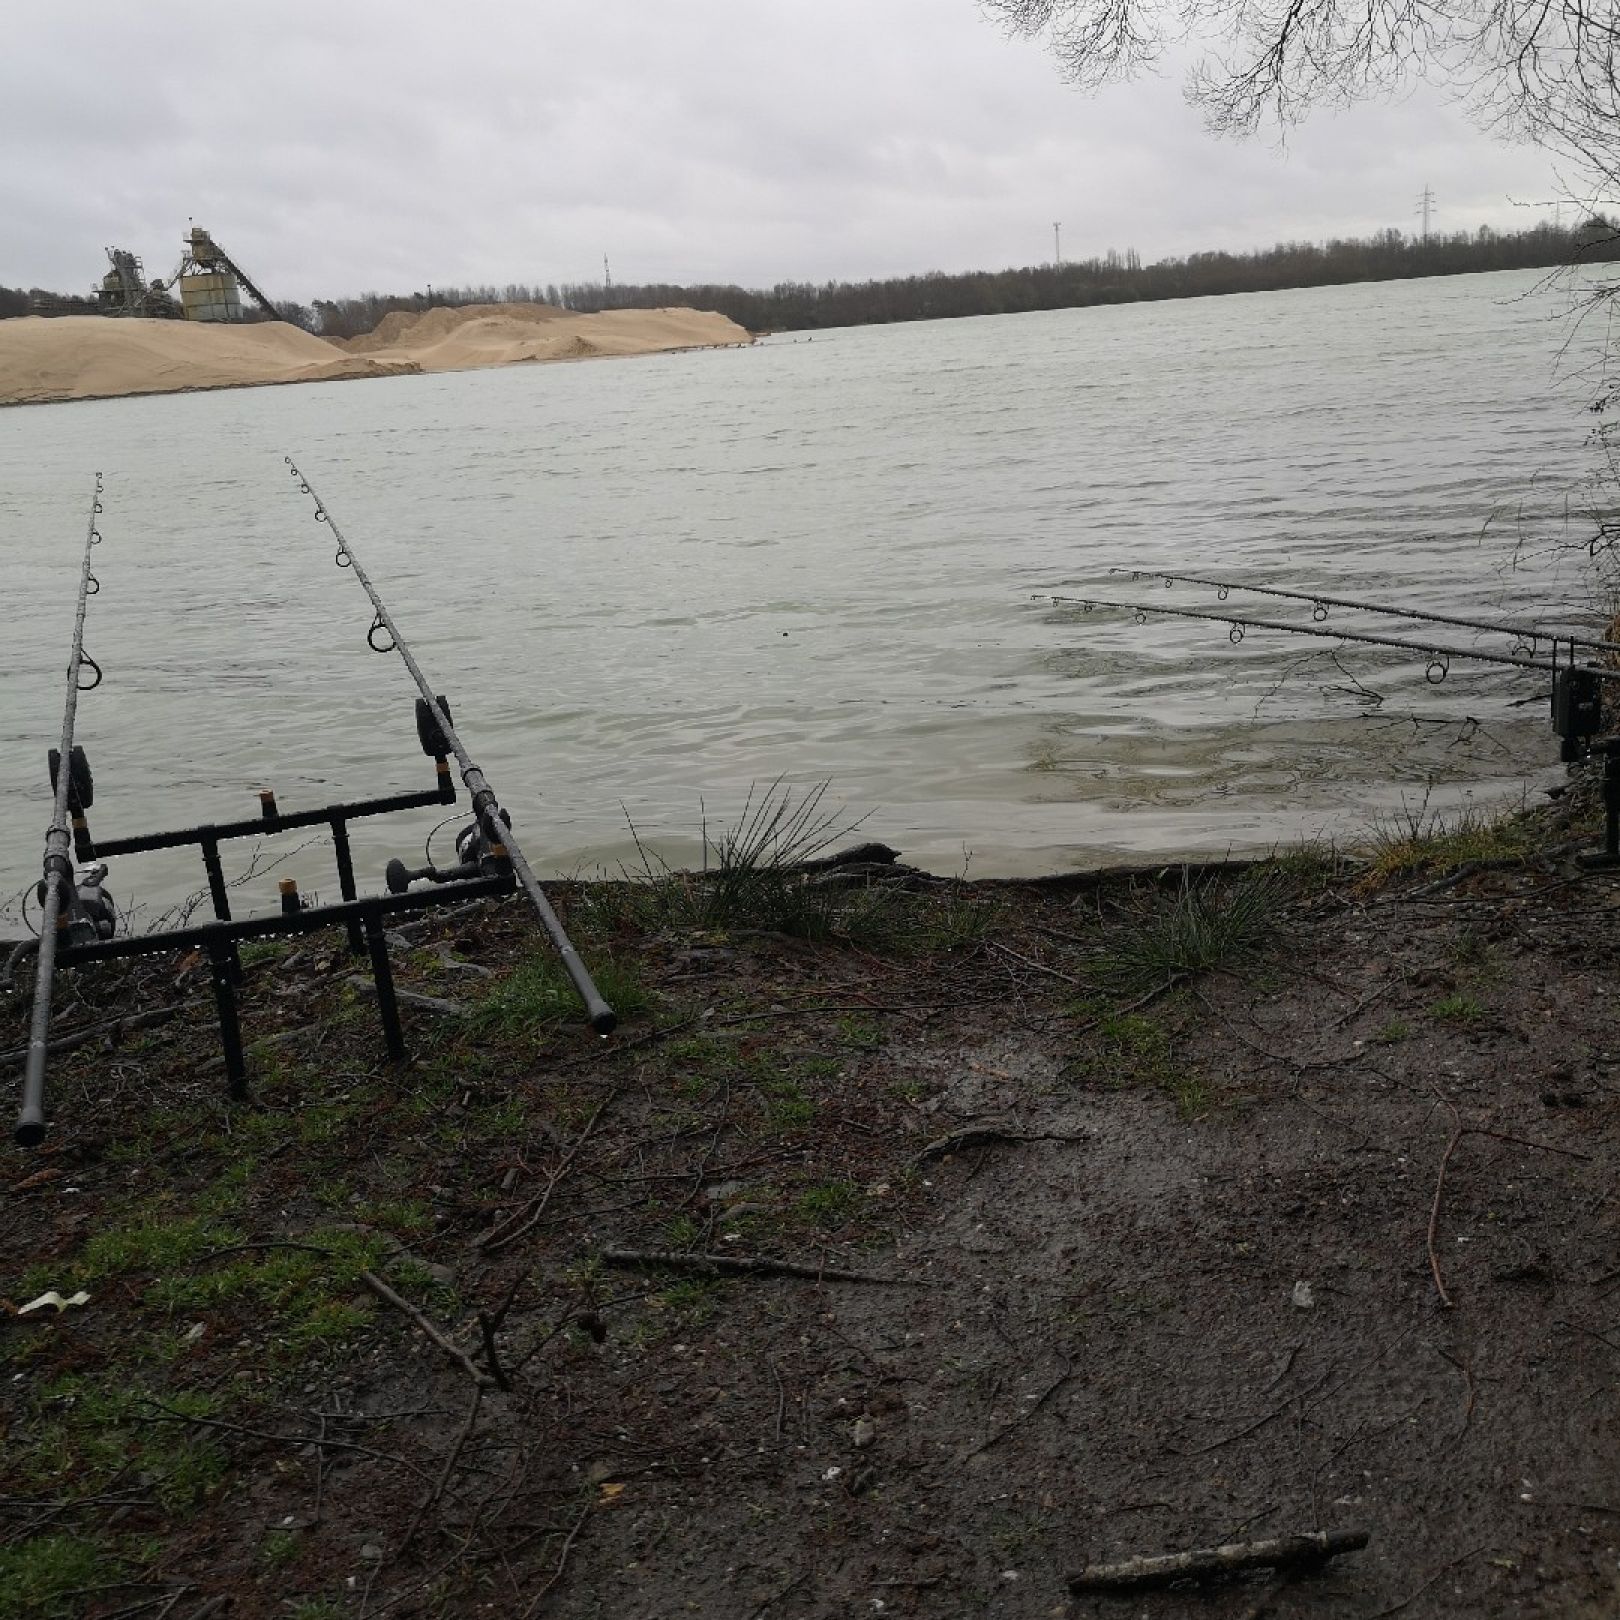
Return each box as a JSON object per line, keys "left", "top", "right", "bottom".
{"left": 133, "top": 1398, "right": 431, "bottom": 1483}
{"left": 1434, "top": 1345, "right": 1477, "bottom": 1438}
{"left": 961, "top": 1353, "right": 1074, "bottom": 1459}
{"left": 1428, "top": 1097, "right": 1465, "bottom": 1311}
{"left": 988, "top": 940, "right": 1084, "bottom": 986}
{"left": 1067, "top": 1528, "right": 1370, "bottom": 1592}
{"left": 401, "top": 1383, "right": 484, "bottom": 1550}
{"left": 909, "top": 1120, "right": 1087, "bottom": 1168}
{"left": 360, "top": 1269, "right": 490, "bottom": 1386}
{"left": 0, "top": 1000, "right": 203, "bottom": 1070}
{"left": 345, "top": 976, "right": 468, "bottom": 1017}
{"left": 477, "top": 1310, "right": 513, "bottom": 1390}
{"left": 600, "top": 1247, "right": 929, "bottom": 1286}
{"left": 519, "top": 1499, "right": 592, "bottom": 1619}
{"left": 1327, "top": 972, "right": 1408, "bottom": 1030}
{"left": 477, "top": 1088, "right": 619, "bottom": 1252}
{"left": 1370, "top": 1544, "right": 1486, "bottom": 1616}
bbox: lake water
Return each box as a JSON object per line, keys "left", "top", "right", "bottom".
{"left": 0, "top": 268, "right": 1610, "bottom": 925}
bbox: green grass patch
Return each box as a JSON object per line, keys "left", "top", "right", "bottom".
{"left": 1077, "top": 1013, "right": 1208, "bottom": 1120}
{"left": 1372, "top": 1019, "right": 1412, "bottom": 1045}
{"left": 0, "top": 1535, "right": 120, "bottom": 1620}
{"left": 471, "top": 950, "right": 647, "bottom": 1036}
{"left": 1432, "top": 993, "right": 1484, "bottom": 1023}
{"left": 762, "top": 1078, "right": 815, "bottom": 1130}
{"left": 793, "top": 1179, "right": 862, "bottom": 1227}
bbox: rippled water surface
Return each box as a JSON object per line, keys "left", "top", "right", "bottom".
{"left": 0, "top": 269, "right": 1610, "bottom": 918}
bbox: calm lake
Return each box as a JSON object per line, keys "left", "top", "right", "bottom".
{"left": 0, "top": 268, "right": 1609, "bottom": 922}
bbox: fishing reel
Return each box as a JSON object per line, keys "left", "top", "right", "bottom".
{"left": 385, "top": 810, "right": 513, "bottom": 895}
{"left": 35, "top": 861, "right": 117, "bottom": 947}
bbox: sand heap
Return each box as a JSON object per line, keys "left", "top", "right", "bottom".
{"left": 332, "top": 302, "right": 752, "bottom": 372}
{"left": 0, "top": 304, "right": 753, "bottom": 407}
{"left": 0, "top": 316, "right": 418, "bottom": 407}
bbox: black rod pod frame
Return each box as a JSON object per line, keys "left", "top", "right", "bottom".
{"left": 283, "top": 456, "right": 616, "bottom": 1036}
{"left": 18, "top": 476, "right": 106, "bottom": 1146}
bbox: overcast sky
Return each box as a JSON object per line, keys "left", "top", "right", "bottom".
{"left": 3, "top": 1, "right": 1569, "bottom": 304}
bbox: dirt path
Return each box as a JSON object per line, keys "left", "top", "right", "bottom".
{"left": 3, "top": 840, "right": 1618, "bottom": 1618}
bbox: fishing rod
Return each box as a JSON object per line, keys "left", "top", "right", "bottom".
{"left": 1046, "top": 589, "right": 1620, "bottom": 859}
{"left": 1041, "top": 592, "right": 1620, "bottom": 683}
{"left": 18, "top": 476, "right": 114, "bottom": 1147}
{"left": 283, "top": 458, "right": 616, "bottom": 1035}
{"left": 1107, "top": 567, "right": 1620, "bottom": 658}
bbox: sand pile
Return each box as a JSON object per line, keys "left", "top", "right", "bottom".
{"left": 0, "top": 316, "right": 417, "bottom": 407}
{"left": 333, "top": 303, "right": 753, "bottom": 372}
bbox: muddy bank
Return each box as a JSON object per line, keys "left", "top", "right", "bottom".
{"left": 3, "top": 827, "right": 1618, "bottom": 1618}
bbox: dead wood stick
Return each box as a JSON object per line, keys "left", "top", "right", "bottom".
{"left": 133, "top": 1398, "right": 431, "bottom": 1484}
{"left": 910, "top": 1121, "right": 1088, "bottom": 1168}
{"left": 1067, "top": 1528, "right": 1370, "bottom": 1592}
{"left": 1427, "top": 1108, "right": 1465, "bottom": 1311}
{"left": 401, "top": 1384, "right": 483, "bottom": 1550}
{"left": 519, "top": 1498, "right": 593, "bottom": 1619}
{"left": 0, "top": 1000, "right": 201, "bottom": 1070}
{"left": 345, "top": 976, "right": 467, "bottom": 1017}
{"left": 600, "top": 1247, "right": 928, "bottom": 1286}
{"left": 961, "top": 1353, "right": 1074, "bottom": 1459}
{"left": 360, "top": 1270, "right": 491, "bottom": 1386}
{"left": 476, "top": 1088, "right": 618, "bottom": 1252}
{"left": 989, "top": 940, "right": 1085, "bottom": 987}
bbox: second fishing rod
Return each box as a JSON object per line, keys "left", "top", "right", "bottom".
{"left": 1103, "top": 567, "right": 1620, "bottom": 660}
{"left": 284, "top": 458, "right": 616, "bottom": 1035}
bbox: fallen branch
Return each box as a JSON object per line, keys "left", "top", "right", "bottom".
{"left": 1067, "top": 1528, "right": 1370, "bottom": 1592}
{"left": 346, "top": 976, "right": 468, "bottom": 1017}
{"left": 360, "top": 1270, "right": 491, "bottom": 1386}
{"left": 477, "top": 1088, "right": 619, "bottom": 1252}
{"left": 600, "top": 1247, "right": 928, "bottom": 1286}
{"left": 0, "top": 1000, "right": 202, "bottom": 1070}
{"left": 910, "top": 1120, "right": 1088, "bottom": 1168}
{"left": 1428, "top": 1102, "right": 1465, "bottom": 1311}
{"left": 961, "top": 1353, "right": 1074, "bottom": 1459}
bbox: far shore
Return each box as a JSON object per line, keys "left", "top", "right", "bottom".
{"left": 0, "top": 304, "right": 754, "bottom": 409}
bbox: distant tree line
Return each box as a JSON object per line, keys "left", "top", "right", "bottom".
{"left": 5, "top": 219, "right": 1618, "bottom": 336}
{"left": 297, "top": 218, "right": 1620, "bottom": 336}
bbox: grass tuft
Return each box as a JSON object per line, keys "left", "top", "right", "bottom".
{"left": 1090, "top": 873, "right": 1289, "bottom": 993}
{"left": 626, "top": 779, "right": 900, "bottom": 943}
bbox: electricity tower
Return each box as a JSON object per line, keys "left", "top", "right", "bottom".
{"left": 1416, "top": 186, "right": 1437, "bottom": 242}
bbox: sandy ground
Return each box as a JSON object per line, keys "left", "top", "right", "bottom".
{"left": 0, "top": 305, "right": 751, "bottom": 407}
{"left": 331, "top": 302, "right": 752, "bottom": 372}
{"left": 0, "top": 317, "right": 416, "bottom": 407}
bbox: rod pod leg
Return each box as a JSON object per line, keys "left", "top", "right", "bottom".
{"left": 364, "top": 913, "right": 408, "bottom": 1064}
{"left": 1578, "top": 744, "right": 1620, "bottom": 870}
{"left": 207, "top": 939, "right": 249, "bottom": 1100}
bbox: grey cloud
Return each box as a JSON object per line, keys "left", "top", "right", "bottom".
{"left": 0, "top": 0, "right": 1568, "bottom": 304}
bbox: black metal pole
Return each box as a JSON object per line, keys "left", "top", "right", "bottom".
{"left": 284, "top": 458, "right": 616, "bottom": 1034}
{"left": 17, "top": 475, "right": 105, "bottom": 1147}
